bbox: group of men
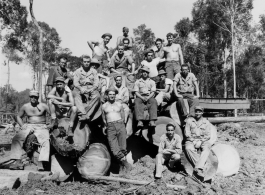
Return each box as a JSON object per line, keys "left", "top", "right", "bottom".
{"left": 7, "top": 27, "right": 215, "bottom": 179}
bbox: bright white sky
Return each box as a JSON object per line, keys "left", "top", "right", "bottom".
{"left": 0, "top": 0, "right": 265, "bottom": 92}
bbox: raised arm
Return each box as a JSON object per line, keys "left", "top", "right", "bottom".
{"left": 178, "top": 44, "right": 184, "bottom": 65}
{"left": 87, "top": 41, "right": 95, "bottom": 55}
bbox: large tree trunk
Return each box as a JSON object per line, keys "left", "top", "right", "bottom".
{"left": 29, "top": 0, "right": 43, "bottom": 101}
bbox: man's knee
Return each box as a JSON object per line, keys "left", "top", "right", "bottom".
{"left": 71, "top": 106, "right": 78, "bottom": 113}
{"left": 201, "top": 142, "right": 211, "bottom": 150}
{"left": 171, "top": 153, "right": 181, "bottom": 160}
{"left": 156, "top": 153, "right": 163, "bottom": 160}
{"left": 148, "top": 97, "right": 157, "bottom": 105}
{"left": 185, "top": 142, "right": 195, "bottom": 151}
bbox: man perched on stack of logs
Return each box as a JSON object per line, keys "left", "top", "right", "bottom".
{"left": 73, "top": 55, "right": 101, "bottom": 121}
{"left": 184, "top": 106, "right": 212, "bottom": 177}
{"left": 134, "top": 66, "right": 157, "bottom": 127}
{"left": 47, "top": 76, "right": 77, "bottom": 137}
{"left": 102, "top": 87, "right": 132, "bottom": 174}
{"left": 116, "top": 27, "right": 134, "bottom": 48}
{"left": 9, "top": 90, "right": 50, "bottom": 171}
{"left": 155, "top": 122, "right": 182, "bottom": 180}
{"left": 173, "top": 64, "right": 199, "bottom": 118}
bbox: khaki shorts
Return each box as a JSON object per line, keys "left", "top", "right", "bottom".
{"left": 55, "top": 106, "right": 70, "bottom": 118}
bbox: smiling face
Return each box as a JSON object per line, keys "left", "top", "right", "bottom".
{"left": 141, "top": 70, "right": 149, "bottom": 79}
{"left": 103, "top": 36, "right": 111, "bottom": 45}
{"left": 195, "top": 109, "right": 203, "bottom": 120}
{"left": 146, "top": 52, "right": 154, "bottom": 62}
{"left": 59, "top": 58, "right": 67, "bottom": 69}
{"left": 167, "top": 35, "right": 173, "bottom": 44}
{"left": 30, "top": 95, "right": 38, "bottom": 104}
{"left": 118, "top": 45, "right": 125, "bottom": 55}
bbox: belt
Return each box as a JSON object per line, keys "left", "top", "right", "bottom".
{"left": 179, "top": 92, "right": 192, "bottom": 94}
{"left": 107, "top": 119, "right": 123, "bottom": 125}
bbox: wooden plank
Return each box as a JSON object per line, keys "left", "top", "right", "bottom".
{"left": 199, "top": 98, "right": 250, "bottom": 110}
{"left": 207, "top": 116, "right": 265, "bottom": 124}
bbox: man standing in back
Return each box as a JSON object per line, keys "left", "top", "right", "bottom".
{"left": 117, "top": 27, "right": 134, "bottom": 48}
{"left": 163, "top": 33, "right": 184, "bottom": 80}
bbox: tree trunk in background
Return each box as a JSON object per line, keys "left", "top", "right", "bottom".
{"left": 29, "top": 0, "right": 43, "bottom": 101}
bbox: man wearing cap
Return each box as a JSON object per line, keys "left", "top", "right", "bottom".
{"left": 134, "top": 66, "right": 157, "bottom": 127}
{"left": 155, "top": 38, "right": 166, "bottom": 71}
{"left": 155, "top": 122, "right": 182, "bottom": 179}
{"left": 46, "top": 55, "right": 71, "bottom": 92}
{"left": 87, "top": 33, "right": 112, "bottom": 73}
{"left": 184, "top": 106, "right": 212, "bottom": 177}
{"left": 114, "top": 75, "right": 130, "bottom": 125}
{"left": 73, "top": 55, "right": 101, "bottom": 121}
{"left": 137, "top": 49, "right": 165, "bottom": 84}
{"left": 162, "top": 32, "right": 184, "bottom": 80}
{"left": 173, "top": 64, "right": 199, "bottom": 118}
{"left": 102, "top": 87, "right": 132, "bottom": 174}
{"left": 9, "top": 90, "right": 50, "bottom": 170}
{"left": 117, "top": 27, "right": 134, "bottom": 48}
{"left": 155, "top": 70, "right": 173, "bottom": 107}
{"left": 47, "top": 76, "right": 77, "bottom": 137}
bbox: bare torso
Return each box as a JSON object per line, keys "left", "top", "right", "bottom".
{"left": 55, "top": 90, "right": 69, "bottom": 103}
{"left": 163, "top": 43, "right": 181, "bottom": 61}
{"left": 103, "top": 102, "right": 122, "bottom": 123}
{"left": 93, "top": 42, "right": 108, "bottom": 60}
{"left": 23, "top": 103, "right": 48, "bottom": 124}
{"left": 117, "top": 36, "right": 134, "bottom": 47}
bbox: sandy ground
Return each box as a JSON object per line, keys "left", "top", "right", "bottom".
{"left": 1, "top": 122, "right": 265, "bottom": 194}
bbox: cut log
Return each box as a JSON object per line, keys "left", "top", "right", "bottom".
{"left": 207, "top": 116, "right": 265, "bottom": 124}
{"left": 84, "top": 175, "right": 186, "bottom": 190}
{"left": 51, "top": 154, "right": 74, "bottom": 181}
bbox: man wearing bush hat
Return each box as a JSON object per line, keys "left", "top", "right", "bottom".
{"left": 184, "top": 105, "right": 212, "bottom": 177}
{"left": 134, "top": 66, "right": 157, "bottom": 127}
{"left": 9, "top": 90, "right": 50, "bottom": 170}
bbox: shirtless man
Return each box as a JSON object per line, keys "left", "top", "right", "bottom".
{"left": 9, "top": 90, "right": 50, "bottom": 170}
{"left": 163, "top": 32, "right": 184, "bottom": 80}
{"left": 155, "top": 38, "right": 166, "bottom": 71}
{"left": 87, "top": 33, "right": 112, "bottom": 73}
{"left": 102, "top": 87, "right": 132, "bottom": 173}
{"left": 116, "top": 27, "right": 134, "bottom": 48}
{"left": 47, "top": 76, "right": 77, "bottom": 137}
{"left": 113, "top": 38, "right": 133, "bottom": 57}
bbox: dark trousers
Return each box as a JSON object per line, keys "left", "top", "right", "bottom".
{"left": 177, "top": 93, "right": 199, "bottom": 117}
{"left": 165, "top": 61, "right": 181, "bottom": 80}
{"left": 134, "top": 97, "right": 157, "bottom": 121}
{"left": 106, "top": 120, "right": 127, "bottom": 160}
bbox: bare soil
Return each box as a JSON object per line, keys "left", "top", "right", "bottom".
{"left": 1, "top": 122, "right": 265, "bottom": 195}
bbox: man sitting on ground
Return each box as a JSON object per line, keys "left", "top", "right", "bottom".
{"left": 155, "top": 122, "right": 182, "bottom": 179}
{"left": 185, "top": 106, "right": 212, "bottom": 177}
{"left": 113, "top": 75, "right": 130, "bottom": 125}
{"left": 47, "top": 77, "right": 77, "bottom": 137}
{"left": 173, "top": 64, "right": 199, "bottom": 118}
{"left": 9, "top": 90, "right": 50, "bottom": 170}
{"left": 102, "top": 87, "right": 132, "bottom": 174}
{"left": 155, "top": 70, "right": 173, "bottom": 107}
{"left": 73, "top": 55, "right": 101, "bottom": 121}
{"left": 134, "top": 66, "right": 157, "bottom": 127}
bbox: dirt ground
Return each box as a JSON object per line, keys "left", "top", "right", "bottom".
{"left": 1, "top": 122, "right": 265, "bottom": 195}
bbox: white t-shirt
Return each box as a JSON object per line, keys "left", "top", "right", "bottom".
{"left": 141, "top": 58, "right": 160, "bottom": 78}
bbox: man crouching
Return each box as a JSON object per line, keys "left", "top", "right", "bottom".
{"left": 155, "top": 122, "right": 182, "bottom": 179}
{"left": 9, "top": 90, "right": 50, "bottom": 170}
{"left": 47, "top": 76, "right": 77, "bottom": 137}
{"left": 102, "top": 87, "right": 132, "bottom": 174}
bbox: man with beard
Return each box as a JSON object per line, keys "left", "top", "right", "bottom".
{"left": 155, "top": 70, "right": 173, "bottom": 107}
{"left": 155, "top": 122, "right": 182, "bottom": 179}
{"left": 47, "top": 56, "right": 71, "bottom": 92}
{"left": 155, "top": 38, "right": 166, "bottom": 71}
{"left": 173, "top": 64, "right": 199, "bottom": 118}
{"left": 116, "top": 27, "right": 134, "bottom": 48}
{"left": 184, "top": 106, "right": 212, "bottom": 177}
{"left": 9, "top": 90, "right": 50, "bottom": 170}
{"left": 102, "top": 87, "right": 132, "bottom": 174}
{"left": 87, "top": 33, "right": 112, "bottom": 73}
{"left": 163, "top": 33, "right": 184, "bottom": 80}
{"left": 134, "top": 66, "right": 157, "bottom": 127}
{"left": 73, "top": 55, "right": 101, "bottom": 121}
{"left": 47, "top": 77, "right": 77, "bottom": 137}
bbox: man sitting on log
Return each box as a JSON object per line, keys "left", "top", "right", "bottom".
{"left": 155, "top": 70, "right": 173, "bottom": 107}
{"left": 102, "top": 87, "right": 132, "bottom": 173}
{"left": 155, "top": 122, "right": 182, "bottom": 179}
{"left": 47, "top": 76, "right": 77, "bottom": 137}
{"left": 173, "top": 64, "right": 199, "bottom": 118}
{"left": 134, "top": 66, "right": 157, "bottom": 127}
{"left": 184, "top": 106, "right": 212, "bottom": 177}
{"left": 113, "top": 75, "right": 130, "bottom": 126}
{"left": 9, "top": 90, "right": 50, "bottom": 170}
{"left": 73, "top": 55, "right": 101, "bottom": 121}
